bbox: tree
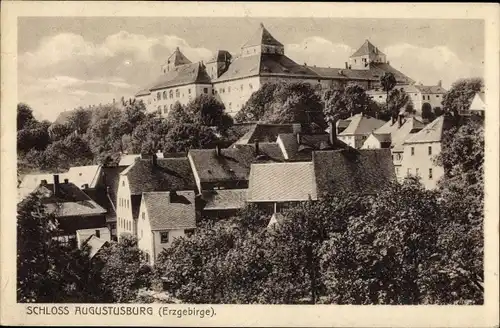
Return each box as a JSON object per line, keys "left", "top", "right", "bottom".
{"left": 433, "top": 107, "right": 444, "bottom": 117}
{"left": 405, "top": 100, "right": 416, "bottom": 114}
{"left": 17, "top": 120, "right": 51, "bottom": 154}
{"left": 442, "top": 78, "right": 483, "bottom": 116}
{"left": 185, "top": 94, "right": 233, "bottom": 133}
{"left": 17, "top": 103, "right": 36, "bottom": 131}
{"left": 166, "top": 102, "right": 190, "bottom": 125}
{"left": 387, "top": 88, "right": 410, "bottom": 118}
{"left": 67, "top": 107, "right": 93, "bottom": 135}
{"left": 235, "top": 83, "right": 279, "bottom": 122}
{"left": 97, "top": 233, "right": 153, "bottom": 303}
{"left": 163, "top": 124, "right": 218, "bottom": 153}
{"left": 421, "top": 102, "right": 435, "bottom": 121}
{"left": 343, "top": 84, "right": 372, "bottom": 116}
{"left": 380, "top": 72, "right": 397, "bottom": 112}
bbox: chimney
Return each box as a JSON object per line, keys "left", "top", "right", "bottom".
{"left": 53, "top": 174, "right": 60, "bottom": 195}
{"left": 345, "top": 62, "right": 348, "bottom": 69}
{"left": 296, "top": 132, "right": 301, "bottom": 145}
{"left": 328, "top": 118, "right": 338, "bottom": 146}
{"left": 255, "top": 141, "right": 260, "bottom": 156}
{"left": 64, "top": 178, "right": 69, "bottom": 184}
{"left": 95, "top": 229, "right": 100, "bottom": 238}
{"left": 437, "top": 80, "right": 442, "bottom": 87}
{"left": 215, "top": 144, "right": 221, "bottom": 156}
{"left": 40, "top": 179, "right": 47, "bottom": 185}
{"left": 387, "top": 60, "right": 390, "bottom": 65}
{"left": 292, "top": 123, "right": 301, "bottom": 134}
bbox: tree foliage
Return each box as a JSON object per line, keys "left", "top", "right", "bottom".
{"left": 442, "top": 78, "right": 483, "bottom": 115}
{"left": 387, "top": 88, "right": 410, "bottom": 117}
{"left": 421, "top": 102, "right": 435, "bottom": 121}
{"left": 322, "top": 84, "right": 376, "bottom": 121}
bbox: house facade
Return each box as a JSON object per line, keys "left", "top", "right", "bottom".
{"left": 137, "top": 191, "right": 196, "bottom": 265}
{"left": 336, "top": 114, "right": 386, "bottom": 149}
{"left": 135, "top": 24, "right": 414, "bottom": 117}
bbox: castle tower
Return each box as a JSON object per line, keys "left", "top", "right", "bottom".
{"left": 161, "top": 47, "right": 192, "bottom": 74}
{"left": 348, "top": 40, "right": 387, "bottom": 70}
{"left": 241, "top": 23, "right": 285, "bottom": 57}
{"left": 206, "top": 50, "right": 232, "bottom": 79}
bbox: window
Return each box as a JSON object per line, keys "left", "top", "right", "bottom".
{"left": 145, "top": 252, "right": 150, "bottom": 262}
{"left": 429, "top": 168, "right": 433, "bottom": 179}
{"left": 185, "top": 229, "right": 195, "bottom": 237}
{"left": 122, "top": 180, "right": 125, "bottom": 186}
{"left": 157, "top": 92, "right": 161, "bottom": 100}
{"left": 428, "top": 146, "right": 432, "bottom": 155}
{"left": 141, "top": 229, "right": 143, "bottom": 238}
{"left": 422, "top": 95, "right": 425, "bottom": 100}
{"left": 157, "top": 106, "right": 161, "bottom": 112}
{"left": 222, "top": 88, "right": 225, "bottom": 93}
{"left": 204, "top": 87, "right": 208, "bottom": 94}
{"left": 436, "top": 95, "right": 439, "bottom": 98}
{"left": 354, "top": 59, "right": 357, "bottom": 63}
{"left": 249, "top": 83, "right": 253, "bottom": 89}
{"left": 396, "top": 167, "right": 400, "bottom": 175}
{"left": 212, "top": 89, "right": 215, "bottom": 95}
{"left": 142, "top": 212, "right": 145, "bottom": 220}
{"left": 407, "top": 168, "right": 411, "bottom": 176}
{"left": 175, "top": 89, "right": 180, "bottom": 98}
{"left": 416, "top": 168, "right": 420, "bottom": 176}
{"left": 169, "top": 90, "right": 173, "bottom": 99}
{"left": 127, "top": 199, "right": 129, "bottom": 208}
{"left": 241, "top": 84, "right": 244, "bottom": 91}
{"left": 170, "top": 104, "right": 173, "bottom": 110}
{"left": 163, "top": 91, "right": 167, "bottom": 99}
{"left": 163, "top": 105, "right": 167, "bottom": 113}
{"left": 160, "top": 231, "right": 169, "bottom": 244}
{"left": 378, "top": 96, "right": 382, "bottom": 98}
{"left": 188, "top": 88, "right": 191, "bottom": 95}
{"left": 411, "top": 147, "right": 415, "bottom": 156}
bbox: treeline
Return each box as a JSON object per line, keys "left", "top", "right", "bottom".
{"left": 17, "top": 118, "right": 484, "bottom": 304}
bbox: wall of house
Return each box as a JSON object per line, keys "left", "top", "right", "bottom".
{"left": 145, "top": 84, "right": 213, "bottom": 116}
{"left": 361, "top": 134, "right": 382, "bottom": 149}
{"left": 57, "top": 214, "right": 107, "bottom": 235}
{"left": 116, "top": 175, "right": 135, "bottom": 240}
{"left": 338, "top": 134, "right": 366, "bottom": 149}
{"left": 152, "top": 229, "right": 186, "bottom": 264}
{"left": 369, "top": 90, "right": 444, "bottom": 114}
{"left": 137, "top": 199, "right": 154, "bottom": 265}
{"left": 400, "top": 142, "right": 443, "bottom": 189}
{"left": 213, "top": 76, "right": 261, "bottom": 116}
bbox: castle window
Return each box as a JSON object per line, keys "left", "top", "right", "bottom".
{"left": 204, "top": 88, "right": 208, "bottom": 94}
{"left": 157, "top": 106, "right": 161, "bottom": 112}
{"left": 429, "top": 168, "right": 433, "bottom": 179}
{"left": 160, "top": 232, "right": 169, "bottom": 244}
{"left": 249, "top": 83, "right": 253, "bottom": 89}
{"left": 176, "top": 89, "right": 180, "bottom": 98}
{"left": 163, "top": 91, "right": 167, "bottom": 99}
{"left": 354, "top": 59, "right": 357, "bottom": 63}
{"left": 411, "top": 147, "right": 415, "bottom": 156}
{"left": 163, "top": 105, "right": 167, "bottom": 113}
{"left": 428, "top": 146, "right": 432, "bottom": 155}
{"left": 188, "top": 88, "right": 191, "bottom": 95}
{"left": 157, "top": 92, "right": 161, "bottom": 100}
{"left": 241, "top": 84, "right": 244, "bottom": 90}
{"left": 169, "top": 90, "right": 173, "bottom": 99}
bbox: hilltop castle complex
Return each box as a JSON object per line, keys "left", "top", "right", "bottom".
{"left": 135, "top": 23, "right": 425, "bottom": 117}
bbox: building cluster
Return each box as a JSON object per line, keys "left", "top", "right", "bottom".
{"left": 134, "top": 23, "right": 445, "bottom": 117}
{"left": 19, "top": 93, "right": 488, "bottom": 265}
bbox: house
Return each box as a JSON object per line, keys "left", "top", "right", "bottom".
{"left": 137, "top": 191, "right": 196, "bottom": 265}
{"left": 401, "top": 115, "right": 455, "bottom": 189}
{"left": 337, "top": 113, "right": 386, "bottom": 148}
{"left": 33, "top": 175, "right": 107, "bottom": 246}
{"left": 465, "top": 91, "right": 486, "bottom": 117}
{"left": 232, "top": 123, "right": 299, "bottom": 145}
{"left": 367, "top": 83, "right": 447, "bottom": 113}
{"left": 116, "top": 155, "right": 196, "bottom": 240}
{"left": 361, "top": 115, "right": 425, "bottom": 179}
{"left": 118, "top": 154, "right": 141, "bottom": 166}
{"left": 247, "top": 161, "right": 317, "bottom": 213}
{"left": 135, "top": 23, "right": 414, "bottom": 117}
{"left": 76, "top": 227, "right": 111, "bottom": 249}
{"left": 312, "top": 148, "right": 396, "bottom": 197}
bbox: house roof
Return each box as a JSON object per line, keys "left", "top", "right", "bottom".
{"left": 167, "top": 47, "right": 192, "bottom": 67}
{"left": 310, "top": 66, "right": 377, "bottom": 81}
{"left": 339, "top": 114, "right": 386, "bottom": 136}
{"left": 373, "top": 116, "right": 425, "bottom": 148}
{"left": 143, "top": 191, "right": 196, "bottom": 231}
{"left": 188, "top": 146, "right": 257, "bottom": 184}
{"left": 267, "top": 212, "right": 286, "bottom": 228}
{"left": 207, "top": 50, "right": 232, "bottom": 64}
{"left": 247, "top": 162, "right": 318, "bottom": 202}
{"left": 313, "top": 149, "right": 395, "bottom": 197}
{"left": 215, "top": 53, "right": 318, "bottom": 82}
{"left": 277, "top": 133, "right": 350, "bottom": 161}
{"left": 18, "top": 173, "right": 57, "bottom": 199}
{"left": 413, "top": 84, "right": 447, "bottom": 94}
{"left": 369, "top": 62, "right": 415, "bottom": 84}
{"left": 234, "top": 123, "right": 296, "bottom": 144}
{"left": 35, "top": 182, "right": 107, "bottom": 217}
{"left": 121, "top": 158, "right": 196, "bottom": 195}
{"left": 135, "top": 89, "right": 152, "bottom": 97}
{"left": 242, "top": 23, "right": 284, "bottom": 48}
{"left": 469, "top": 92, "right": 486, "bottom": 111}
{"left": 82, "top": 235, "right": 109, "bottom": 259}
{"left": 118, "top": 154, "right": 140, "bottom": 166}
{"left": 200, "top": 189, "right": 247, "bottom": 210}
{"left": 149, "top": 62, "right": 211, "bottom": 91}
{"left": 233, "top": 142, "right": 286, "bottom": 162}
{"left": 404, "top": 116, "right": 452, "bottom": 144}
{"left": 350, "top": 40, "right": 386, "bottom": 58}
{"left": 66, "top": 165, "right": 102, "bottom": 189}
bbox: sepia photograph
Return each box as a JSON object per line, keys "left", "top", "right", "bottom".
{"left": 1, "top": 2, "right": 499, "bottom": 327}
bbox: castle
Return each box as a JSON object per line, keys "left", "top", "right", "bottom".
{"left": 135, "top": 23, "right": 415, "bottom": 117}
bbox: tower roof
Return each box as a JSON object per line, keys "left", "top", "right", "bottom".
{"left": 167, "top": 47, "right": 192, "bottom": 66}
{"left": 242, "top": 23, "right": 284, "bottom": 48}
{"left": 350, "top": 40, "right": 385, "bottom": 58}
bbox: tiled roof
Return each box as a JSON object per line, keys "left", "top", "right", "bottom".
{"left": 135, "top": 89, "right": 151, "bottom": 97}
{"left": 207, "top": 50, "right": 232, "bottom": 64}
{"left": 143, "top": 191, "right": 196, "bottom": 231}
{"left": 35, "top": 182, "right": 107, "bottom": 217}
{"left": 167, "top": 47, "right": 192, "bottom": 67}
{"left": 234, "top": 123, "right": 296, "bottom": 144}
{"left": 233, "top": 142, "right": 286, "bottom": 162}
{"left": 215, "top": 53, "right": 318, "bottom": 82}
{"left": 242, "top": 23, "right": 284, "bottom": 48}
{"left": 82, "top": 235, "right": 110, "bottom": 259}
{"left": 18, "top": 173, "right": 57, "bottom": 200}
{"left": 369, "top": 62, "right": 415, "bottom": 84}
{"left": 313, "top": 149, "right": 395, "bottom": 196}
{"left": 278, "top": 133, "right": 350, "bottom": 161}
{"left": 118, "top": 154, "right": 140, "bottom": 166}
{"left": 373, "top": 117, "right": 425, "bottom": 148}
{"left": 351, "top": 40, "right": 386, "bottom": 58}
{"left": 310, "top": 66, "right": 377, "bottom": 81}
{"left": 149, "top": 62, "right": 211, "bottom": 91}
{"left": 339, "top": 114, "right": 386, "bottom": 136}
{"left": 414, "top": 84, "right": 447, "bottom": 94}
{"left": 247, "top": 162, "right": 318, "bottom": 202}
{"left": 122, "top": 158, "right": 196, "bottom": 195}
{"left": 200, "top": 189, "right": 247, "bottom": 210}
{"left": 188, "top": 146, "right": 257, "bottom": 184}
{"left": 404, "top": 116, "right": 453, "bottom": 144}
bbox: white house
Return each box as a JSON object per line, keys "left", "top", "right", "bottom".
{"left": 337, "top": 113, "right": 386, "bottom": 149}
{"left": 137, "top": 191, "right": 196, "bottom": 265}
{"left": 466, "top": 91, "right": 486, "bottom": 117}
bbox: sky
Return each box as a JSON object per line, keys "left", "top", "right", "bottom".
{"left": 18, "top": 17, "right": 484, "bottom": 121}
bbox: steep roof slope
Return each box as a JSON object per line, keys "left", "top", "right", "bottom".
{"left": 404, "top": 116, "right": 453, "bottom": 144}
{"left": 350, "top": 40, "right": 386, "bottom": 58}
{"left": 143, "top": 191, "right": 196, "bottom": 231}
{"left": 339, "top": 114, "right": 386, "bottom": 136}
